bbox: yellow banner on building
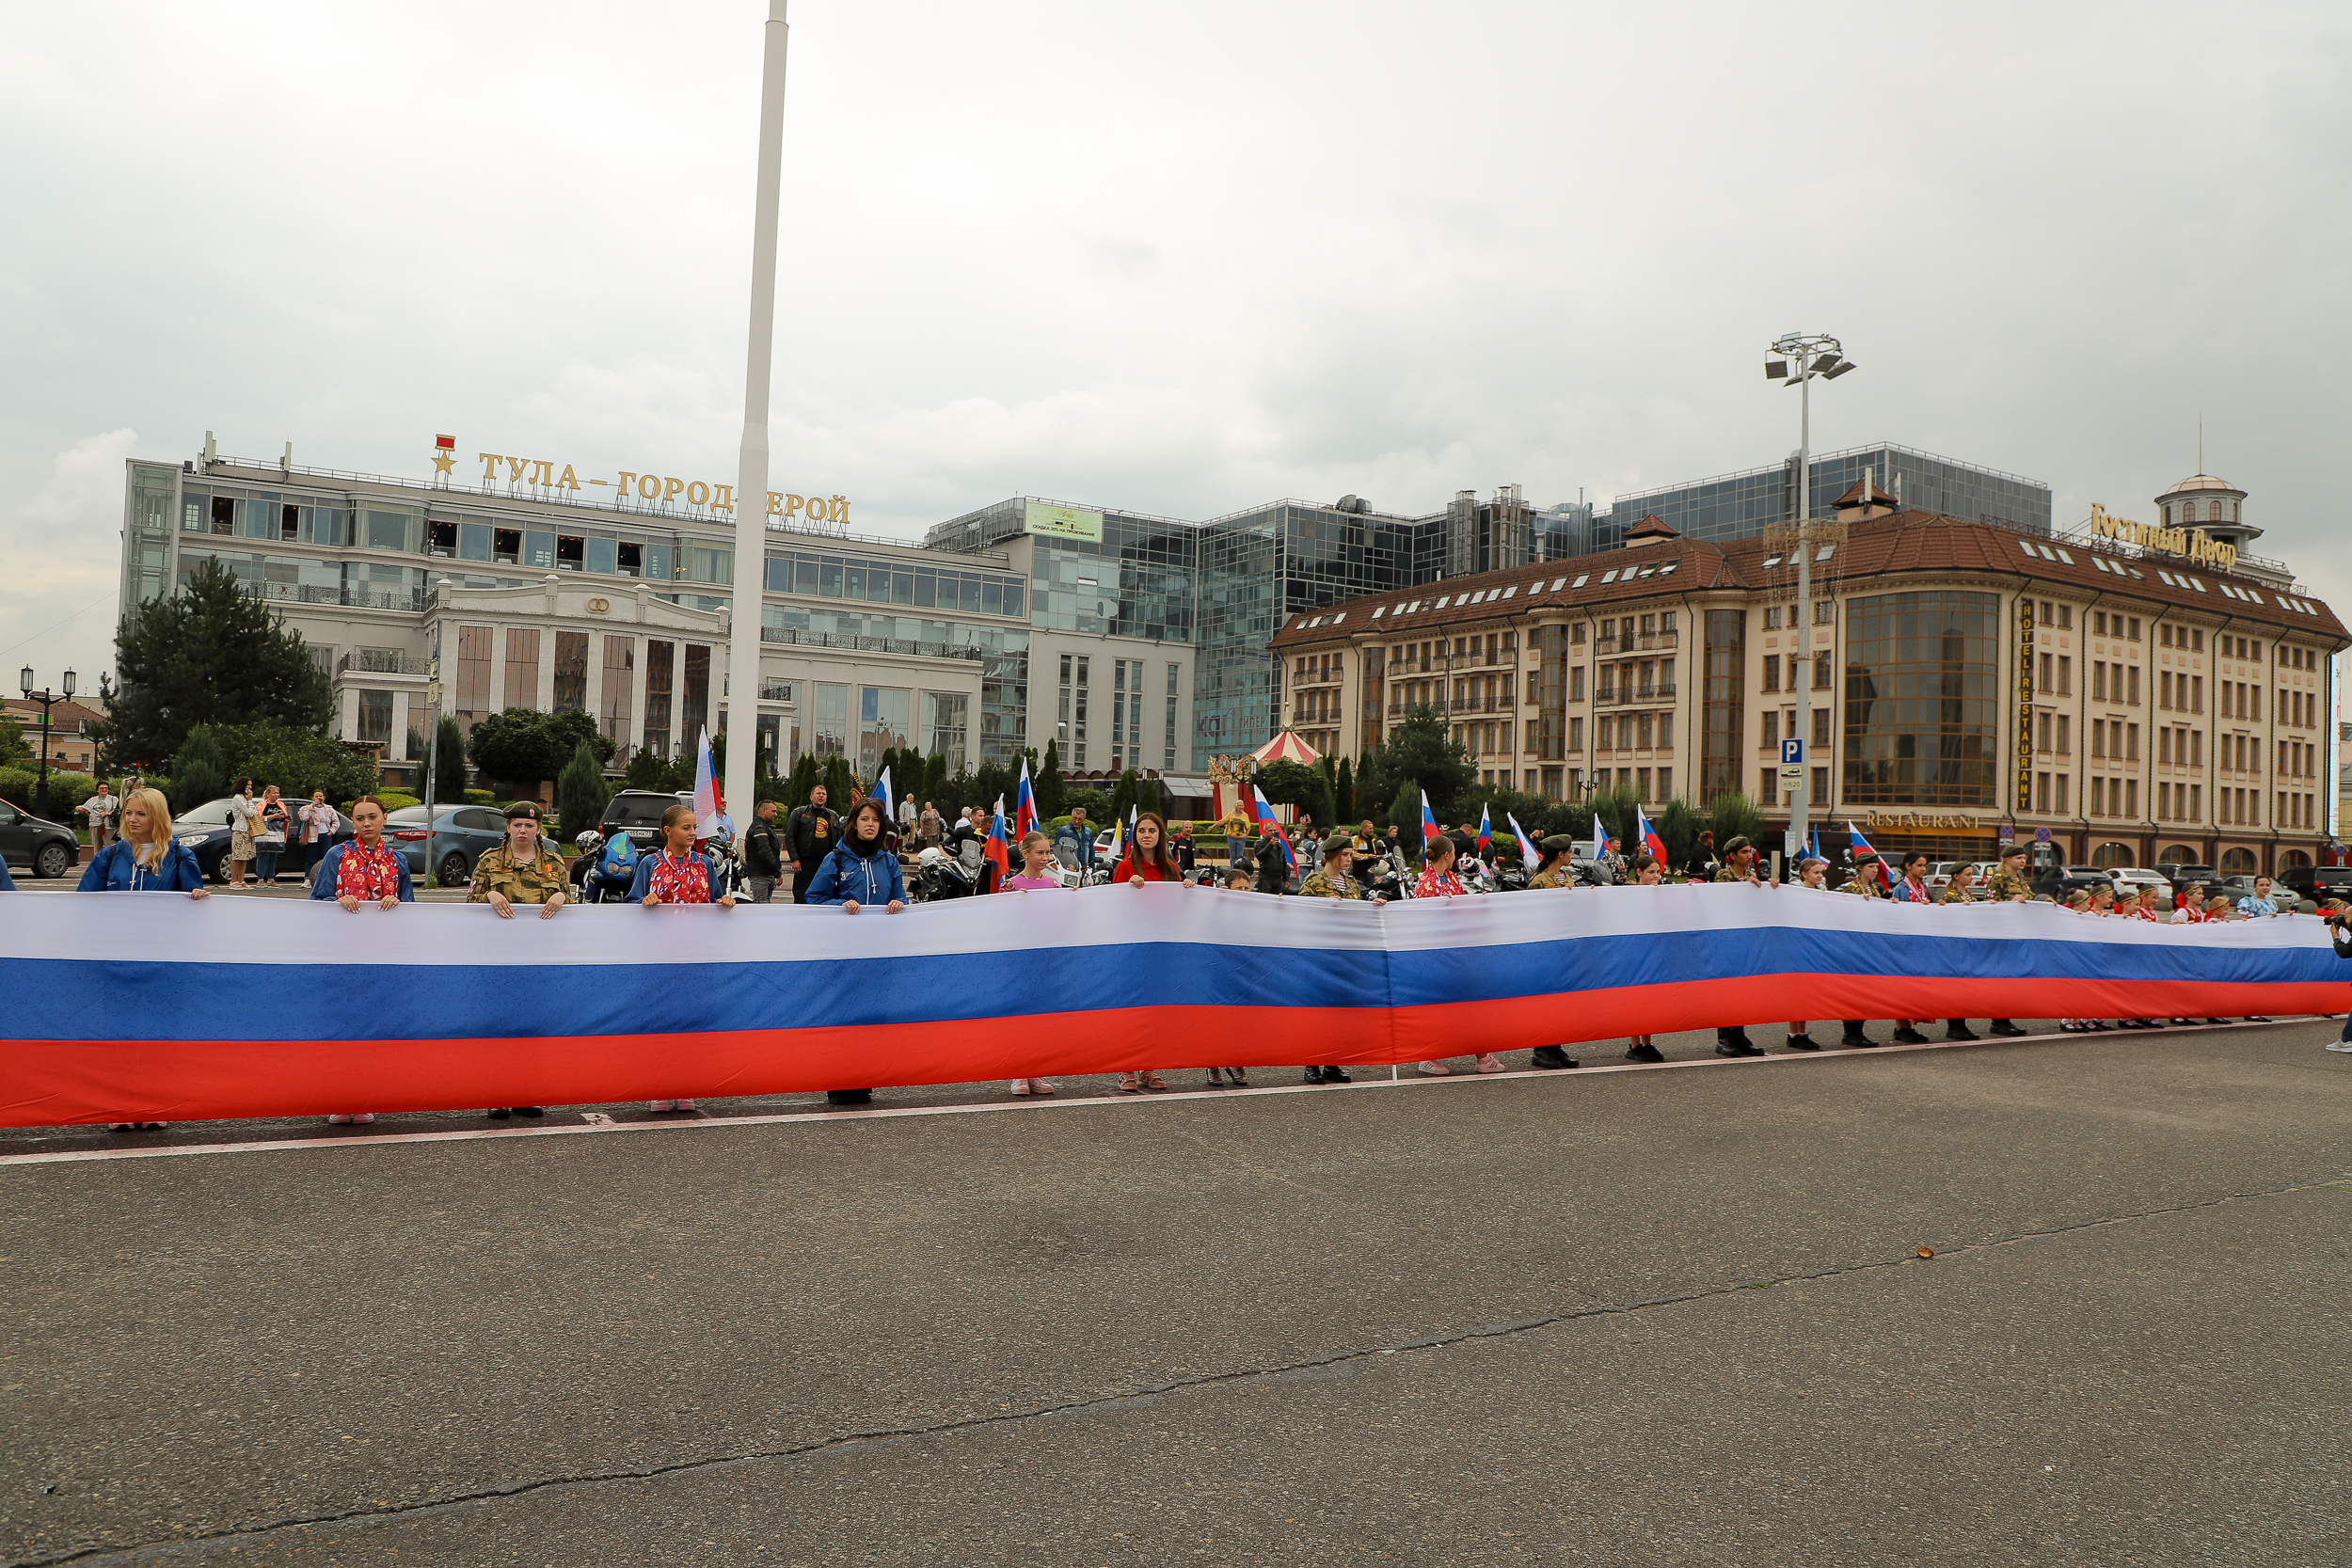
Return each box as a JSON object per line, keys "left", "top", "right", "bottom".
{"left": 1024, "top": 501, "right": 1104, "bottom": 543}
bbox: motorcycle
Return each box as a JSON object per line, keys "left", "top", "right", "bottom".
{"left": 570, "top": 830, "right": 640, "bottom": 904}
{"left": 1365, "top": 845, "right": 1416, "bottom": 901}
{"left": 911, "top": 845, "right": 978, "bottom": 903}
{"left": 1053, "top": 841, "right": 1111, "bottom": 889}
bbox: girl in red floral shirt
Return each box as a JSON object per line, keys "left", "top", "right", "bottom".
{"left": 627, "top": 803, "right": 737, "bottom": 1114}
{"left": 1410, "top": 836, "right": 1502, "bottom": 1076}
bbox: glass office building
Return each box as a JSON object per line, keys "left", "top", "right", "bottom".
{"left": 1598, "top": 443, "right": 2051, "bottom": 547}
{"left": 925, "top": 495, "right": 1445, "bottom": 768}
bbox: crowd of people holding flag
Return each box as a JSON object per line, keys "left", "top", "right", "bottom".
{"left": 31, "top": 718, "right": 2350, "bottom": 1136}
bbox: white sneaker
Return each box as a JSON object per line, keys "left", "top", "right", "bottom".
{"left": 1417, "top": 1060, "right": 1450, "bottom": 1076}
{"left": 326, "top": 1114, "right": 353, "bottom": 1125}
{"left": 674, "top": 1099, "right": 698, "bottom": 1112}
{"left": 352, "top": 1113, "right": 374, "bottom": 1124}
{"left": 2325, "top": 1041, "right": 2352, "bottom": 1053}
{"left": 647, "top": 1100, "right": 675, "bottom": 1113}
{"left": 1009, "top": 1080, "right": 1032, "bottom": 1095}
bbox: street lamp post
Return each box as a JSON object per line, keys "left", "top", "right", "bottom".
{"left": 1763, "top": 333, "right": 1856, "bottom": 867}
{"left": 18, "top": 665, "right": 77, "bottom": 821}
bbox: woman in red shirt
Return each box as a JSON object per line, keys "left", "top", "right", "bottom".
{"left": 1112, "top": 813, "right": 1188, "bottom": 1092}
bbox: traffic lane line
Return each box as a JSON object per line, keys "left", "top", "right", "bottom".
{"left": 0, "top": 1020, "right": 2305, "bottom": 1167}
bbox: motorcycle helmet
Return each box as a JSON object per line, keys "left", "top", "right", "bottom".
{"left": 575, "top": 831, "right": 601, "bottom": 852}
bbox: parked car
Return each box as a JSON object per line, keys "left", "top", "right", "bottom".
{"left": 0, "top": 797, "right": 81, "bottom": 880}
{"left": 384, "top": 803, "right": 511, "bottom": 887}
{"left": 2107, "top": 867, "right": 2175, "bottom": 901}
{"left": 599, "top": 789, "right": 686, "bottom": 856}
{"left": 2207, "top": 873, "right": 2316, "bottom": 912}
{"left": 2280, "top": 864, "right": 2352, "bottom": 905}
{"left": 2030, "top": 868, "right": 2116, "bottom": 902}
{"left": 1926, "top": 861, "right": 1996, "bottom": 893}
{"left": 2159, "top": 863, "right": 2219, "bottom": 892}
{"left": 170, "top": 796, "right": 355, "bottom": 884}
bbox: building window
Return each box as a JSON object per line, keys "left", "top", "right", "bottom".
{"left": 1700, "top": 609, "right": 1746, "bottom": 804}
{"left": 503, "top": 627, "right": 541, "bottom": 710}
{"left": 682, "top": 644, "right": 710, "bottom": 741}
{"left": 811, "top": 682, "right": 847, "bottom": 760}
{"left": 1762, "top": 655, "right": 1781, "bottom": 693}
{"left": 644, "top": 640, "right": 675, "bottom": 757}
{"left": 600, "top": 636, "right": 635, "bottom": 755}
{"left": 859, "top": 686, "right": 910, "bottom": 776}
{"left": 455, "top": 626, "right": 495, "bottom": 734}
{"left": 1535, "top": 626, "right": 1568, "bottom": 761}
{"left": 358, "top": 689, "right": 393, "bottom": 746}
{"left": 552, "top": 631, "right": 589, "bottom": 714}
{"left": 1842, "top": 590, "right": 2000, "bottom": 807}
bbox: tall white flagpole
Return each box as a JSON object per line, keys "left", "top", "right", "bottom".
{"left": 725, "top": 0, "right": 791, "bottom": 832}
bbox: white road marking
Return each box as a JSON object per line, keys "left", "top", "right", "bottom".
{"left": 0, "top": 1022, "right": 2292, "bottom": 1168}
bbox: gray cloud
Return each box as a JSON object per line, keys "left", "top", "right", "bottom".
{"left": 2, "top": 1, "right": 2345, "bottom": 695}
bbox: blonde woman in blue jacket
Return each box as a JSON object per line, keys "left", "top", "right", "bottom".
{"left": 75, "top": 787, "right": 206, "bottom": 1130}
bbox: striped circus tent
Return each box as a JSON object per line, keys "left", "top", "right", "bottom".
{"left": 1249, "top": 727, "right": 1323, "bottom": 768}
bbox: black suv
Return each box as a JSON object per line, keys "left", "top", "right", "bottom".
{"left": 597, "top": 789, "right": 683, "bottom": 854}
{"left": 0, "top": 797, "right": 81, "bottom": 880}
{"left": 2280, "top": 864, "right": 2352, "bottom": 904}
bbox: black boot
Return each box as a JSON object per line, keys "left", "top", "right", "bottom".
{"left": 1988, "top": 1020, "right": 2027, "bottom": 1037}
{"left": 1321, "top": 1067, "right": 1352, "bottom": 1084}
{"left": 1302, "top": 1066, "right": 1327, "bottom": 1085}
{"left": 1945, "top": 1022, "right": 1979, "bottom": 1041}
{"left": 1714, "top": 1028, "right": 1764, "bottom": 1058}
{"left": 1530, "top": 1045, "right": 1579, "bottom": 1069}
{"left": 1625, "top": 1042, "right": 1664, "bottom": 1064}
{"left": 825, "top": 1088, "right": 873, "bottom": 1106}
{"left": 1784, "top": 1033, "right": 1820, "bottom": 1052}
{"left": 1893, "top": 1025, "right": 1931, "bottom": 1045}
{"left": 1841, "top": 1024, "right": 1874, "bottom": 1048}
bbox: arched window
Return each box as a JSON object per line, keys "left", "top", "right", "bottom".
{"left": 2225, "top": 499, "right": 2237, "bottom": 523}
{"left": 2157, "top": 844, "right": 2199, "bottom": 865}
{"left": 2091, "top": 841, "right": 2134, "bottom": 868}
{"left": 2220, "top": 847, "right": 2257, "bottom": 873}
{"left": 2280, "top": 848, "right": 2312, "bottom": 870}
{"left": 2181, "top": 499, "right": 2199, "bottom": 523}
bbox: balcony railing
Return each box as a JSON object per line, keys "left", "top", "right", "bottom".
{"left": 1597, "top": 632, "right": 1679, "bottom": 655}
{"left": 758, "top": 625, "right": 983, "bottom": 662}
{"left": 337, "top": 650, "right": 431, "bottom": 677}
{"left": 1594, "top": 684, "right": 1677, "bottom": 707}
{"left": 236, "top": 580, "right": 426, "bottom": 613}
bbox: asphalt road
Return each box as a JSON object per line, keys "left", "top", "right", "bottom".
{"left": 5, "top": 1017, "right": 2348, "bottom": 1566}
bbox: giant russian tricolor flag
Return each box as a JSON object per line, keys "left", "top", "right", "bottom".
{"left": 0, "top": 891, "right": 2340, "bottom": 1128}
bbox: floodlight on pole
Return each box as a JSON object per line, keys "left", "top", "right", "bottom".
{"left": 1764, "top": 360, "right": 1788, "bottom": 380}
{"left": 1762, "top": 330, "right": 1857, "bottom": 865}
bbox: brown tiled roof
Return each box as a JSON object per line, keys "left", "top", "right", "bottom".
{"left": 1622, "top": 514, "right": 1678, "bottom": 540}
{"left": 1831, "top": 477, "right": 1898, "bottom": 509}
{"left": 1270, "top": 511, "right": 2347, "bottom": 649}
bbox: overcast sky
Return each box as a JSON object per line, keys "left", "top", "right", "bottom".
{"left": 4, "top": 1, "right": 2347, "bottom": 696}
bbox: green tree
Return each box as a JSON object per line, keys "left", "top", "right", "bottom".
{"left": 1035, "top": 739, "right": 1065, "bottom": 821}
{"left": 1355, "top": 748, "right": 1387, "bottom": 827}
{"left": 1385, "top": 781, "right": 1424, "bottom": 847}
{"left": 820, "top": 752, "right": 855, "bottom": 805}
{"left": 1107, "top": 767, "right": 1144, "bottom": 825}
{"left": 1702, "top": 791, "right": 1764, "bottom": 850}
{"left": 0, "top": 718, "right": 29, "bottom": 768}
{"left": 625, "top": 748, "right": 671, "bottom": 792}
{"left": 95, "top": 558, "right": 333, "bottom": 770}
{"left": 214, "top": 722, "right": 378, "bottom": 804}
{"left": 555, "top": 740, "right": 611, "bottom": 838}
{"left": 468, "top": 708, "right": 615, "bottom": 793}
{"left": 1256, "top": 757, "right": 1333, "bottom": 832}
{"left": 1333, "top": 755, "right": 1356, "bottom": 824}
{"left": 1373, "top": 704, "right": 1477, "bottom": 823}
{"left": 169, "top": 723, "right": 229, "bottom": 813}
{"left": 430, "top": 715, "right": 469, "bottom": 805}
{"left": 1585, "top": 784, "right": 1641, "bottom": 860}
{"left": 922, "top": 750, "right": 949, "bottom": 806}
{"left": 786, "top": 751, "right": 820, "bottom": 809}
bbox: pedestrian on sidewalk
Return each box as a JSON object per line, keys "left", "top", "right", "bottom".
{"left": 296, "top": 790, "right": 338, "bottom": 883}
{"left": 741, "top": 798, "right": 785, "bottom": 904}
{"left": 225, "top": 779, "right": 258, "bottom": 888}
{"left": 253, "top": 784, "right": 289, "bottom": 885}
{"left": 79, "top": 780, "right": 119, "bottom": 855}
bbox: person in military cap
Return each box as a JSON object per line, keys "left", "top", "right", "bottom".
{"left": 1711, "top": 836, "right": 1762, "bottom": 886}
{"left": 1949, "top": 848, "right": 2030, "bottom": 1038}
{"left": 1708, "top": 836, "right": 1767, "bottom": 1055}
{"left": 1295, "top": 832, "right": 1376, "bottom": 1084}
{"left": 1527, "top": 834, "right": 1579, "bottom": 890}
{"left": 468, "top": 801, "right": 571, "bottom": 1119}
{"left": 1833, "top": 849, "right": 1890, "bottom": 1047}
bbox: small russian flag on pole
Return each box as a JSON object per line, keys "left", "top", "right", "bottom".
{"left": 1505, "top": 811, "right": 1542, "bottom": 873}
{"left": 1475, "top": 804, "right": 1492, "bottom": 857}
{"left": 1635, "top": 803, "right": 1667, "bottom": 865}
{"left": 1252, "top": 785, "right": 1295, "bottom": 870}
{"left": 1420, "top": 790, "right": 1442, "bottom": 847}
{"left": 1014, "top": 759, "right": 1039, "bottom": 841}
{"left": 983, "top": 796, "right": 1010, "bottom": 893}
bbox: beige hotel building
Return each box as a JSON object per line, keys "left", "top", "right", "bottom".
{"left": 1273, "top": 475, "right": 2344, "bottom": 876}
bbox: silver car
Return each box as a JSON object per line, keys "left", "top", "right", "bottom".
{"left": 384, "top": 803, "right": 512, "bottom": 888}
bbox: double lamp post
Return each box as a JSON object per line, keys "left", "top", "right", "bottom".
{"left": 18, "top": 665, "right": 78, "bottom": 820}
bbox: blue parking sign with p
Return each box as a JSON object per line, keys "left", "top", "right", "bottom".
{"left": 1781, "top": 738, "right": 1804, "bottom": 767}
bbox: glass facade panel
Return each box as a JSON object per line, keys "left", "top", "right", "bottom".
{"left": 859, "top": 687, "right": 911, "bottom": 775}
{"left": 1841, "top": 591, "right": 2001, "bottom": 806}
{"left": 923, "top": 691, "right": 969, "bottom": 772}
{"left": 600, "top": 635, "right": 634, "bottom": 752}
{"left": 644, "top": 640, "right": 675, "bottom": 757}
{"left": 502, "top": 627, "right": 541, "bottom": 711}
{"left": 1700, "top": 610, "right": 1745, "bottom": 803}
{"left": 812, "top": 682, "right": 849, "bottom": 759}
{"left": 552, "top": 630, "right": 589, "bottom": 713}
{"left": 681, "top": 642, "right": 710, "bottom": 740}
